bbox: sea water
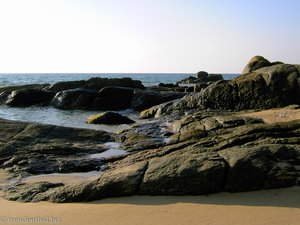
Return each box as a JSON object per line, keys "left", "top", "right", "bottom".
{"left": 0, "top": 73, "right": 239, "bottom": 130}
{"left": 0, "top": 73, "right": 238, "bottom": 87}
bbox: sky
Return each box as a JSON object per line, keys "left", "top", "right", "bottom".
{"left": 0, "top": 0, "right": 299, "bottom": 73}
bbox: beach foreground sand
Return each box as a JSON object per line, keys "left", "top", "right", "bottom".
{"left": 0, "top": 187, "right": 299, "bottom": 225}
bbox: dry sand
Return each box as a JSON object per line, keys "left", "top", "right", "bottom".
{"left": 239, "top": 108, "right": 300, "bottom": 124}
{"left": 0, "top": 187, "right": 299, "bottom": 225}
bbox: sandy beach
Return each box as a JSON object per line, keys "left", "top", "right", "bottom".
{"left": 0, "top": 186, "right": 299, "bottom": 225}
{"left": 239, "top": 108, "right": 300, "bottom": 124}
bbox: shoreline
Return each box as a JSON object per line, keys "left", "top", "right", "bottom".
{"left": 0, "top": 187, "right": 299, "bottom": 225}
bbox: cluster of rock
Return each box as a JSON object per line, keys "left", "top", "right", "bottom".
{"left": 0, "top": 77, "right": 186, "bottom": 115}
{"left": 158, "top": 71, "right": 223, "bottom": 92}
{"left": 141, "top": 56, "right": 300, "bottom": 119}
{"left": 177, "top": 71, "right": 223, "bottom": 85}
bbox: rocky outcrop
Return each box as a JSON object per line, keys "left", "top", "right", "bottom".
{"left": 1, "top": 110, "right": 299, "bottom": 202}
{"left": 87, "top": 112, "right": 135, "bottom": 125}
{"left": 46, "top": 77, "right": 144, "bottom": 92}
{"left": 219, "top": 145, "right": 299, "bottom": 192}
{"left": 131, "top": 91, "right": 185, "bottom": 111}
{"left": 142, "top": 58, "right": 300, "bottom": 118}
{"left": 242, "top": 56, "right": 272, "bottom": 74}
{"left": 242, "top": 55, "right": 283, "bottom": 74}
{"left": 5, "top": 89, "right": 55, "bottom": 107}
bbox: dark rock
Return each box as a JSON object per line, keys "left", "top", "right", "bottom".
{"left": 139, "top": 152, "right": 227, "bottom": 195}
{"left": 46, "top": 80, "right": 86, "bottom": 92}
{"left": 50, "top": 88, "right": 98, "bottom": 110}
{"left": 87, "top": 112, "right": 135, "bottom": 125}
{"left": 132, "top": 91, "right": 185, "bottom": 111}
{"left": 0, "top": 91, "right": 10, "bottom": 104}
{"left": 158, "top": 83, "right": 178, "bottom": 88}
{"left": 242, "top": 55, "right": 272, "bottom": 74}
{"left": 176, "top": 76, "right": 198, "bottom": 84}
{"left": 207, "top": 74, "right": 223, "bottom": 82}
{"left": 196, "top": 71, "right": 209, "bottom": 79}
{"left": 46, "top": 77, "right": 144, "bottom": 92}
{"left": 5, "top": 89, "right": 55, "bottom": 107}
{"left": 93, "top": 86, "right": 134, "bottom": 110}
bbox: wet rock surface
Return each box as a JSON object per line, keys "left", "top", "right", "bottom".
{"left": 0, "top": 119, "right": 112, "bottom": 177}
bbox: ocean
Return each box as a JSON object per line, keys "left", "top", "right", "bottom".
{"left": 0, "top": 73, "right": 239, "bottom": 87}
{"left": 0, "top": 73, "right": 239, "bottom": 131}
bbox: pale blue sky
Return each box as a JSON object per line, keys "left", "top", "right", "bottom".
{"left": 0, "top": 0, "right": 299, "bottom": 73}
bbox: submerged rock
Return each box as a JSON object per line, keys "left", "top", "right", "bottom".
{"left": 87, "top": 112, "right": 135, "bottom": 125}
